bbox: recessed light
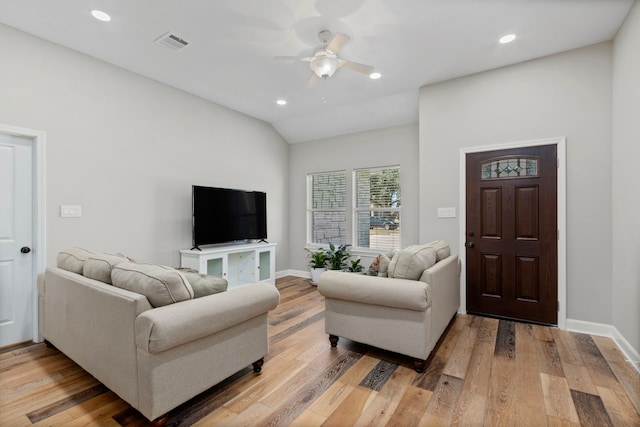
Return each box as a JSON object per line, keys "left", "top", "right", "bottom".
{"left": 91, "top": 10, "right": 111, "bottom": 22}
{"left": 276, "top": 99, "right": 287, "bottom": 106}
{"left": 499, "top": 34, "right": 516, "bottom": 44}
{"left": 369, "top": 72, "right": 382, "bottom": 80}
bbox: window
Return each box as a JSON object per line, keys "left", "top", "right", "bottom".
{"left": 308, "top": 171, "right": 347, "bottom": 245}
{"left": 354, "top": 167, "right": 401, "bottom": 251}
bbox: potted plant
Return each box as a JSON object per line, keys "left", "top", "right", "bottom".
{"left": 326, "top": 243, "right": 351, "bottom": 271}
{"left": 305, "top": 247, "right": 328, "bottom": 285}
{"left": 347, "top": 258, "right": 364, "bottom": 273}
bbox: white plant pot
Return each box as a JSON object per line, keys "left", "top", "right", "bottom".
{"left": 310, "top": 267, "right": 327, "bottom": 286}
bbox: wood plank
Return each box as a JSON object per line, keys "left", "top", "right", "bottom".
{"left": 26, "top": 383, "right": 109, "bottom": 423}
{"left": 570, "top": 389, "right": 614, "bottom": 427}
{"left": 484, "top": 320, "right": 516, "bottom": 426}
{"left": 571, "top": 333, "right": 625, "bottom": 393}
{"left": 591, "top": 335, "right": 640, "bottom": 414}
{"left": 386, "top": 385, "right": 433, "bottom": 427}
{"left": 321, "top": 385, "right": 375, "bottom": 426}
{"left": 289, "top": 408, "right": 327, "bottom": 427}
{"left": 536, "top": 335, "right": 565, "bottom": 377}
{"left": 597, "top": 386, "right": 640, "bottom": 427}
{"left": 449, "top": 317, "right": 498, "bottom": 426}
{"left": 551, "top": 328, "right": 584, "bottom": 366}
{"left": 515, "top": 322, "right": 548, "bottom": 427}
{"left": 442, "top": 324, "right": 477, "bottom": 379}
{"left": 353, "top": 366, "right": 416, "bottom": 427}
{"left": 257, "top": 350, "right": 363, "bottom": 426}
{"left": 540, "top": 373, "right": 580, "bottom": 424}
{"left": 420, "top": 373, "right": 464, "bottom": 426}
{"left": 307, "top": 355, "right": 380, "bottom": 418}
{"left": 561, "top": 362, "right": 598, "bottom": 395}
{"left": 359, "top": 359, "right": 398, "bottom": 392}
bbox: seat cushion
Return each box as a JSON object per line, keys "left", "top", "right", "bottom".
{"left": 388, "top": 245, "right": 437, "bottom": 280}
{"left": 57, "top": 247, "right": 94, "bottom": 274}
{"left": 83, "top": 253, "right": 129, "bottom": 284}
{"left": 111, "top": 263, "right": 194, "bottom": 307}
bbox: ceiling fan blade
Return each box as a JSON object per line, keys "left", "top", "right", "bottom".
{"left": 274, "top": 55, "right": 313, "bottom": 62}
{"left": 340, "top": 60, "right": 374, "bottom": 75}
{"left": 307, "top": 73, "right": 321, "bottom": 88}
{"left": 326, "top": 32, "right": 349, "bottom": 54}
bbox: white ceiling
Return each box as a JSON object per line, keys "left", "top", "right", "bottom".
{"left": 0, "top": 0, "right": 633, "bottom": 143}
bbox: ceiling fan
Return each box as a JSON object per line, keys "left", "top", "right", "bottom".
{"left": 276, "top": 30, "right": 375, "bottom": 87}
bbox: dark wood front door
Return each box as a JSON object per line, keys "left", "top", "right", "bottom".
{"left": 466, "top": 144, "right": 558, "bottom": 325}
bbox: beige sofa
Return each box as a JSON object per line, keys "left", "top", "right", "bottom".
{"left": 318, "top": 241, "right": 460, "bottom": 372}
{"left": 39, "top": 249, "right": 280, "bottom": 424}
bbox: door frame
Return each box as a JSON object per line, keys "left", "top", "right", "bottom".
{"left": 0, "top": 123, "right": 46, "bottom": 343}
{"left": 458, "top": 137, "right": 567, "bottom": 329}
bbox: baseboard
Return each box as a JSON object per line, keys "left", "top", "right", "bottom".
{"left": 276, "top": 269, "right": 309, "bottom": 279}
{"left": 566, "top": 318, "right": 640, "bottom": 372}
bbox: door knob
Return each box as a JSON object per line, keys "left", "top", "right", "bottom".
{"left": 465, "top": 242, "right": 475, "bottom": 248}
{"left": 21, "top": 246, "right": 31, "bottom": 254}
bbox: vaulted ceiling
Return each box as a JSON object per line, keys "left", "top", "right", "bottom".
{"left": 0, "top": 0, "right": 634, "bottom": 142}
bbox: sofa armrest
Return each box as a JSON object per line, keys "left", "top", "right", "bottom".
{"left": 135, "top": 283, "right": 280, "bottom": 354}
{"left": 420, "top": 255, "right": 460, "bottom": 344}
{"left": 318, "top": 271, "right": 430, "bottom": 311}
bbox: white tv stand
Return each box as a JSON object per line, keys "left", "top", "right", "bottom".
{"left": 180, "top": 242, "right": 276, "bottom": 289}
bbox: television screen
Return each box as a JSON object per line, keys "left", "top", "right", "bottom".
{"left": 192, "top": 185, "right": 267, "bottom": 247}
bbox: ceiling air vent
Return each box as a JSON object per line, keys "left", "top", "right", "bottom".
{"left": 155, "top": 32, "right": 190, "bottom": 51}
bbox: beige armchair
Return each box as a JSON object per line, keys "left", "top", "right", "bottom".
{"left": 318, "top": 242, "right": 460, "bottom": 372}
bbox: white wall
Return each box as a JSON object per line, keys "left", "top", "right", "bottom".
{"left": 419, "top": 43, "right": 613, "bottom": 325}
{"left": 0, "top": 24, "right": 289, "bottom": 270}
{"left": 612, "top": 1, "right": 640, "bottom": 356}
{"left": 288, "top": 124, "right": 419, "bottom": 271}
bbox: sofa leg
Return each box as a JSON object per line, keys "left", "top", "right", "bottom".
{"left": 413, "top": 359, "right": 426, "bottom": 373}
{"left": 329, "top": 335, "right": 339, "bottom": 348}
{"left": 252, "top": 358, "right": 264, "bottom": 373}
{"left": 151, "top": 414, "right": 168, "bottom": 426}
{"left": 44, "top": 340, "right": 57, "bottom": 350}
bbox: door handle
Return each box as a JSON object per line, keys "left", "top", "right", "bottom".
{"left": 21, "top": 246, "right": 31, "bottom": 254}
{"left": 465, "top": 242, "right": 475, "bottom": 248}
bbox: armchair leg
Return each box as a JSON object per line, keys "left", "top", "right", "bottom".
{"left": 413, "top": 359, "right": 426, "bottom": 373}
{"left": 252, "top": 358, "right": 264, "bottom": 373}
{"left": 151, "top": 414, "right": 168, "bottom": 426}
{"left": 329, "top": 335, "right": 339, "bottom": 348}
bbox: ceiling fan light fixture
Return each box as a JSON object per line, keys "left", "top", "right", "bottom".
{"left": 310, "top": 53, "right": 339, "bottom": 79}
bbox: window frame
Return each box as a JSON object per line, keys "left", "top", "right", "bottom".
{"left": 306, "top": 170, "right": 348, "bottom": 246}
{"left": 352, "top": 165, "right": 401, "bottom": 252}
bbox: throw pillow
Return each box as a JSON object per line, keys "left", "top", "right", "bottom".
{"left": 387, "top": 245, "right": 436, "bottom": 280}
{"left": 83, "top": 253, "right": 129, "bottom": 284}
{"left": 111, "top": 263, "right": 194, "bottom": 307}
{"left": 57, "top": 247, "right": 94, "bottom": 274}
{"left": 181, "top": 271, "right": 228, "bottom": 298}
{"left": 367, "top": 254, "right": 391, "bottom": 277}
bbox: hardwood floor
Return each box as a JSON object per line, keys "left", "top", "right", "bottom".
{"left": 1, "top": 276, "right": 638, "bottom": 426}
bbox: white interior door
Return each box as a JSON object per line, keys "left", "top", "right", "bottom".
{"left": 0, "top": 134, "right": 33, "bottom": 347}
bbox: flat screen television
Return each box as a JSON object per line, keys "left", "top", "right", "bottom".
{"left": 192, "top": 185, "right": 267, "bottom": 248}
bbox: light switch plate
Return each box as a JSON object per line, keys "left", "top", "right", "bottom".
{"left": 437, "top": 207, "right": 456, "bottom": 218}
{"left": 60, "top": 205, "right": 82, "bottom": 218}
